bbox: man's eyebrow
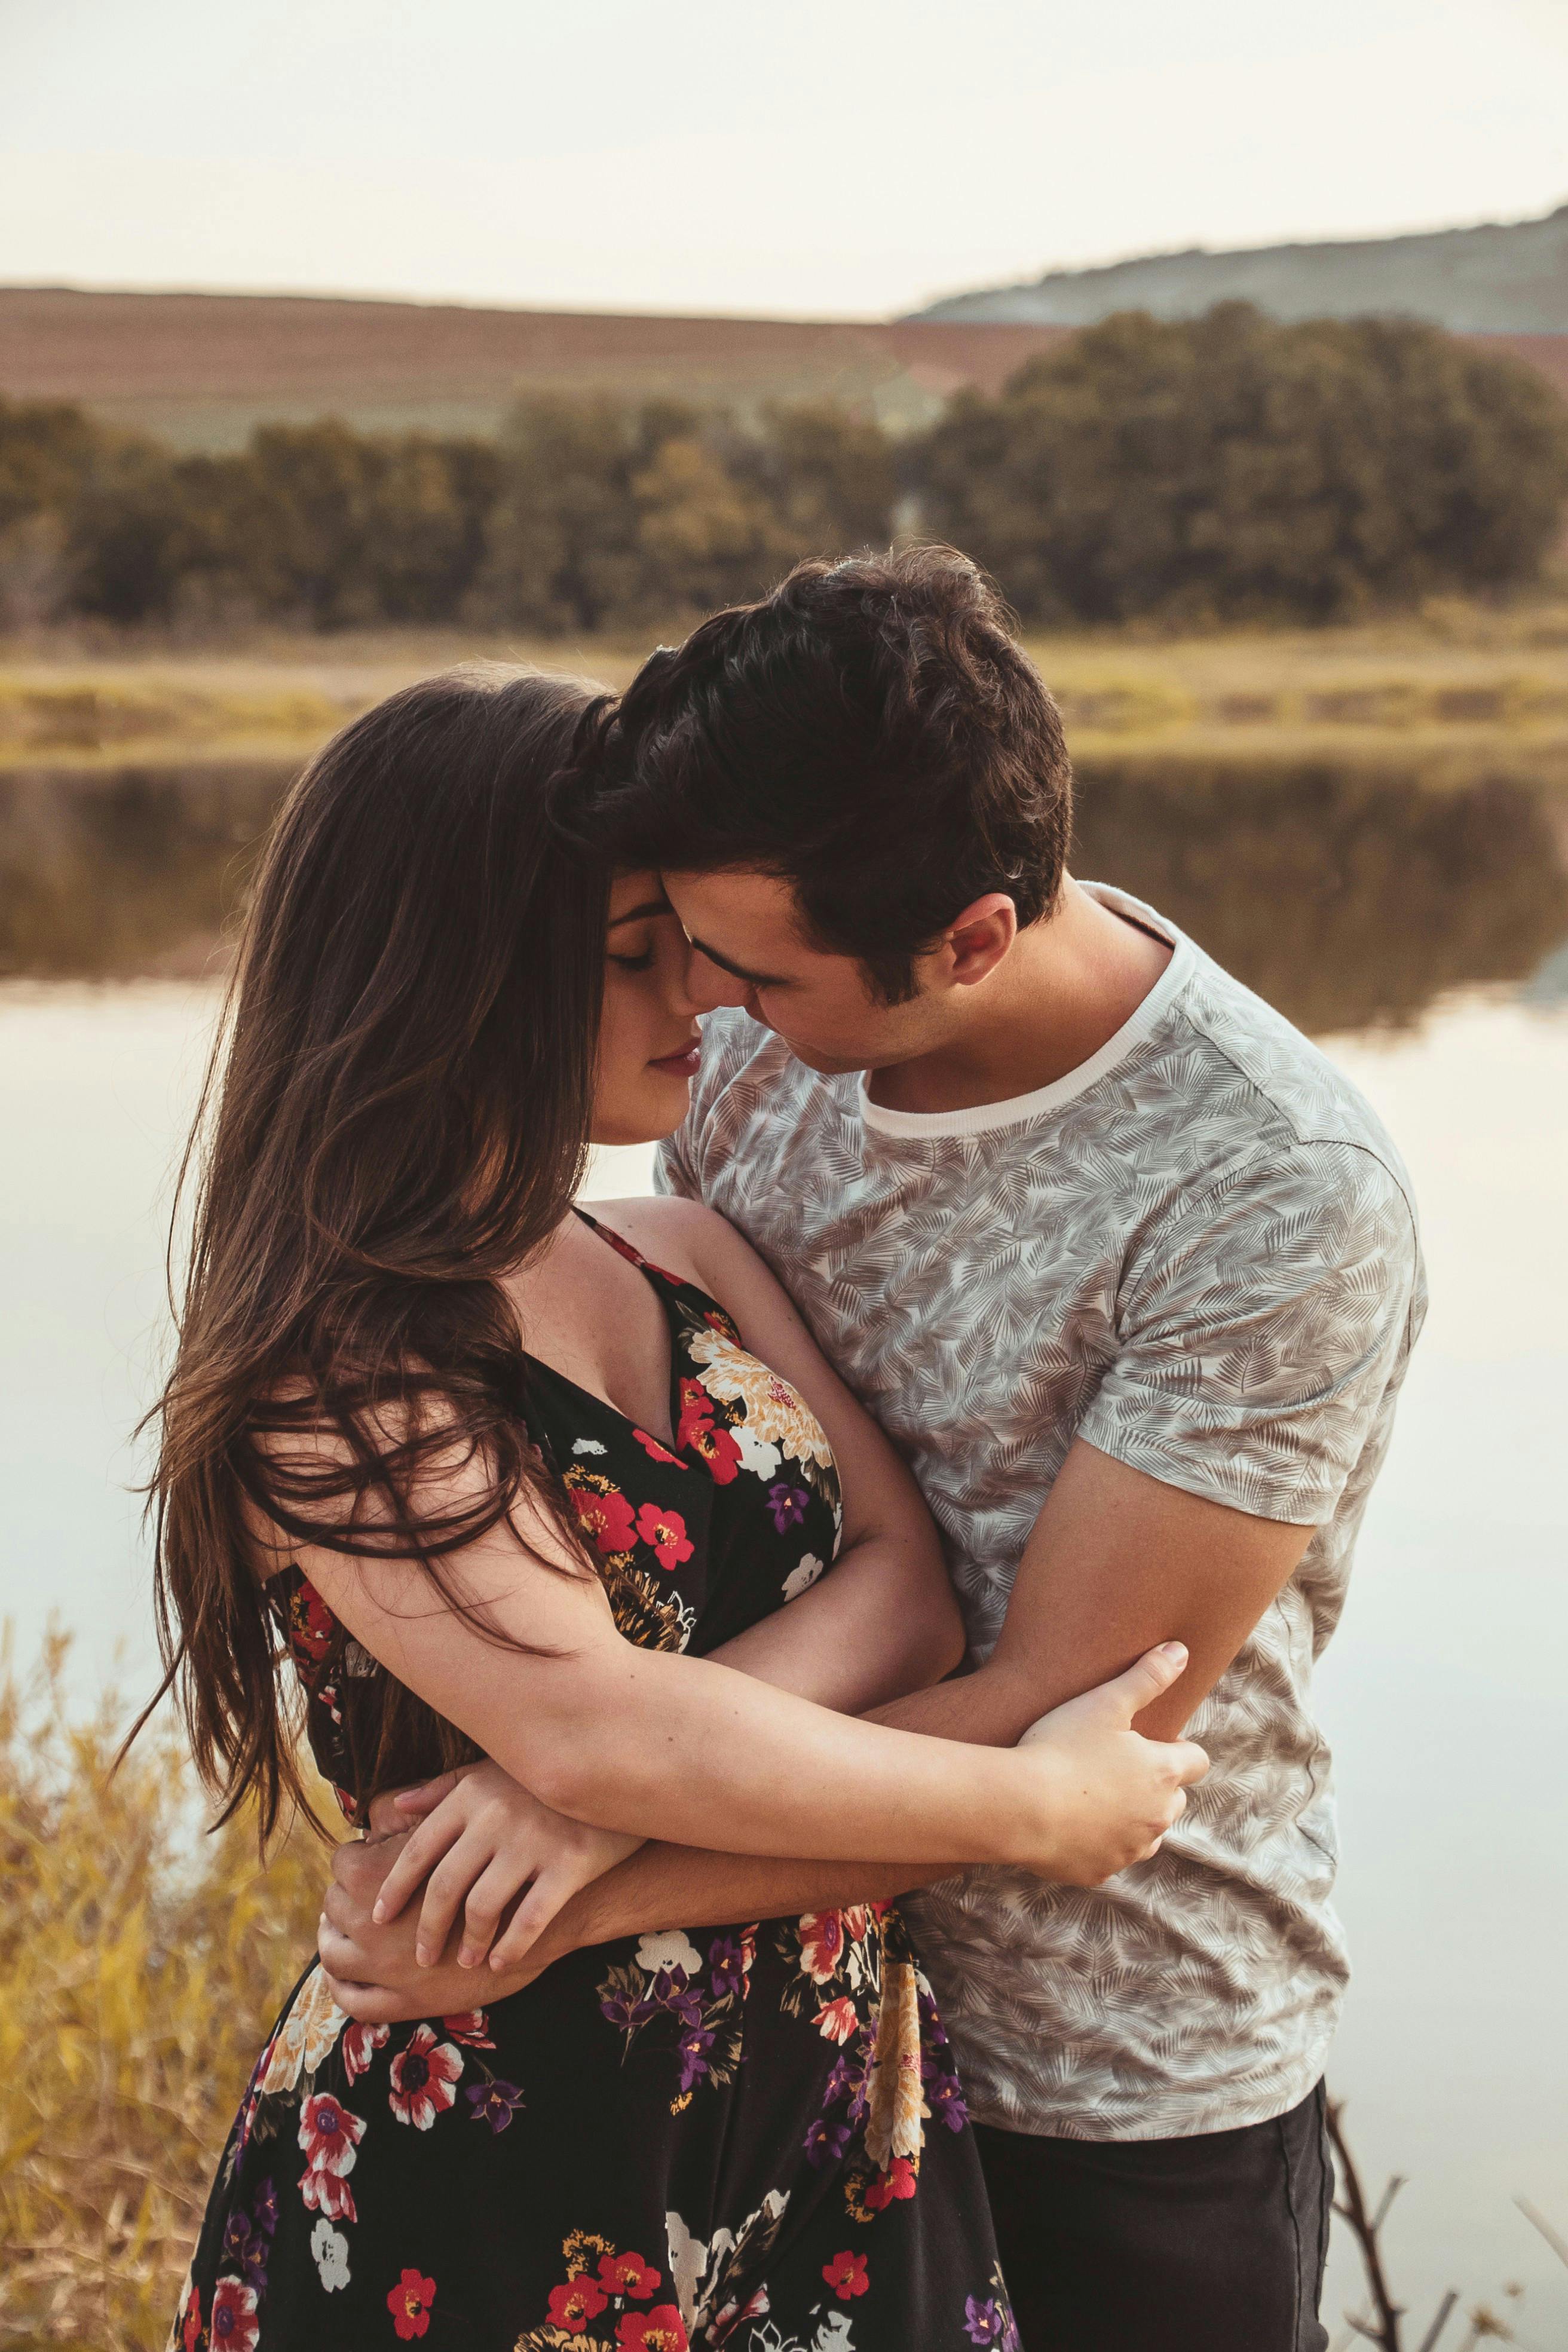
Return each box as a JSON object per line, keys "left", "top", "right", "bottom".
{"left": 688, "top": 933, "right": 788, "bottom": 988}
{"left": 607, "top": 897, "right": 672, "bottom": 929}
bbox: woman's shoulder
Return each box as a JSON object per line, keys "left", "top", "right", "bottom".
{"left": 584, "top": 1195, "right": 753, "bottom": 1294}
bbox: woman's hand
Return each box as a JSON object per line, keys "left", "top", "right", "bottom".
{"left": 1013, "top": 1642, "right": 1210, "bottom": 1885}
{"left": 368, "top": 1760, "right": 644, "bottom": 1971}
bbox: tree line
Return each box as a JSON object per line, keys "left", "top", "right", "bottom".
{"left": 4, "top": 305, "right": 1566, "bottom": 634}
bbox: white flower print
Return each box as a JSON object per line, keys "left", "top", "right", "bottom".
{"left": 310, "top": 2216, "right": 350, "bottom": 2292}
{"left": 685, "top": 1331, "right": 834, "bottom": 1469}
{"left": 813, "top": 2317, "right": 858, "bottom": 2351}
{"left": 733, "top": 1424, "right": 782, "bottom": 1481}
{"left": 781, "top": 1554, "right": 825, "bottom": 1601}
{"left": 635, "top": 1930, "right": 705, "bottom": 1979}
{"left": 669, "top": 2190, "right": 790, "bottom": 2337}
{"left": 572, "top": 1437, "right": 607, "bottom": 1455}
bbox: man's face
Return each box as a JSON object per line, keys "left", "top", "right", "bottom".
{"left": 664, "top": 868, "right": 953, "bottom": 1074}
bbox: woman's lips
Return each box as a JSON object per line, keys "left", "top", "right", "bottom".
{"left": 649, "top": 1041, "right": 702, "bottom": 1077}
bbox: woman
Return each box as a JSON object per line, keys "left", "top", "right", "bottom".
{"left": 152, "top": 667, "right": 1203, "bottom": 2351}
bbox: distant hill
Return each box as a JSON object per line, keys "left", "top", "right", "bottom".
{"left": 0, "top": 289, "right": 1073, "bottom": 450}
{"left": 5, "top": 282, "right": 1566, "bottom": 453}
{"left": 913, "top": 202, "right": 1568, "bottom": 332}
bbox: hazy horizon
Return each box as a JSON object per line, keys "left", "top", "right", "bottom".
{"left": 4, "top": 0, "right": 1566, "bottom": 321}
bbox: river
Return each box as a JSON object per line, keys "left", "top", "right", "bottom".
{"left": 2, "top": 755, "right": 1566, "bottom": 2341}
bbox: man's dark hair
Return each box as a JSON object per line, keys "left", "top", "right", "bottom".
{"left": 583, "top": 545, "right": 1074, "bottom": 1002}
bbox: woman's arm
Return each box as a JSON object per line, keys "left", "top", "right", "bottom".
{"left": 270, "top": 1435, "right": 1201, "bottom": 1882}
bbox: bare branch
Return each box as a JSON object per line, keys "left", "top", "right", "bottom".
{"left": 1416, "top": 2289, "right": 1460, "bottom": 2352}
{"left": 1328, "top": 2099, "right": 1406, "bottom": 2352}
{"left": 1512, "top": 2198, "right": 1568, "bottom": 2272}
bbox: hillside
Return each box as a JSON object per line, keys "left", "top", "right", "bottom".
{"left": 0, "top": 289, "right": 1071, "bottom": 449}
{"left": 914, "top": 200, "right": 1568, "bottom": 333}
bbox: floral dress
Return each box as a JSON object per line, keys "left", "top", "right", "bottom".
{"left": 173, "top": 1214, "right": 1016, "bottom": 2352}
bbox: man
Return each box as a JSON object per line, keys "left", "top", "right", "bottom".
{"left": 324, "top": 548, "right": 1423, "bottom": 2350}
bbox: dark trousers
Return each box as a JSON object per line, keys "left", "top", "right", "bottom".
{"left": 974, "top": 2082, "right": 1332, "bottom": 2352}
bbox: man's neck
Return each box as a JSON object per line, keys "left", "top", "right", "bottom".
{"left": 865, "top": 878, "right": 1174, "bottom": 1117}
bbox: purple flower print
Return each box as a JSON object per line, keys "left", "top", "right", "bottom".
{"left": 677, "top": 2024, "right": 715, "bottom": 2093}
{"left": 252, "top": 2179, "right": 278, "bottom": 2238}
{"left": 926, "top": 2069, "right": 969, "bottom": 2131}
{"left": 708, "top": 1936, "right": 747, "bottom": 1999}
{"left": 804, "top": 2116, "right": 852, "bottom": 2168}
{"left": 766, "top": 1482, "right": 809, "bottom": 1533}
{"left": 600, "top": 1986, "right": 654, "bottom": 2032}
{"left": 964, "top": 2297, "right": 1008, "bottom": 2345}
{"left": 466, "top": 2077, "right": 525, "bottom": 2133}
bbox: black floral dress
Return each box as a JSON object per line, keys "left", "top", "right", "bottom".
{"left": 173, "top": 1215, "right": 1016, "bottom": 2352}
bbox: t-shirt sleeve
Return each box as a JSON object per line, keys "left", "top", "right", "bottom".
{"left": 655, "top": 1123, "right": 700, "bottom": 1201}
{"left": 1079, "top": 1138, "right": 1421, "bottom": 1526}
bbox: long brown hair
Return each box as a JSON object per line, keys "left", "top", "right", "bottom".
{"left": 141, "top": 666, "right": 612, "bottom": 1838}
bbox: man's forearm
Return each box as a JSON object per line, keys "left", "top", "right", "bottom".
{"left": 551, "top": 1840, "right": 941, "bottom": 1954}
{"left": 868, "top": 1658, "right": 1048, "bottom": 1745}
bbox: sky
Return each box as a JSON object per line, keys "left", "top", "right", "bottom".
{"left": 2, "top": 0, "right": 1566, "bottom": 319}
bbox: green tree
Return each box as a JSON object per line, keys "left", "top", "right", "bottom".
{"left": 0, "top": 395, "right": 105, "bottom": 532}
{"left": 916, "top": 305, "right": 1568, "bottom": 623}
{"left": 362, "top": 433, "right": 500, "bottom": 622}
{"left": 736, "top": 402, "right": 897, "bottom": 555}
{"left": 478, "top": 394, "right": 651, "bottom": 632}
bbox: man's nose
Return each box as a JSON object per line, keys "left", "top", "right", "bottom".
{"left": 681, "top": 945, "right": 750, "bottom": 1014}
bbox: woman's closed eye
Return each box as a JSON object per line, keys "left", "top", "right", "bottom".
{"left": 608, "top": 945, "right": 656, "bottom": 972}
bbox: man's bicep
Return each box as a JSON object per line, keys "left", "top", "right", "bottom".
{"left": 988, "top": 1439, "right": 1315, "bottom": 1739}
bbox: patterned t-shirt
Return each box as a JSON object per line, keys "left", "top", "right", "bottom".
{"left": 658, "top": 883, "right": 1426, "bottom": 2142}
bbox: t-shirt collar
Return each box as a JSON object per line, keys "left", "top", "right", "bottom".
{"left": 856, "top": 883, "right": 1195, "bottom": 1141}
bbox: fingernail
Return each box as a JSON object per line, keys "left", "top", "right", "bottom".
{"left": 415, "top": 1947, "right": 430, "bottom": 1967}
{"left": 458, "top": 1950, "right": 477, "bottom": 1968}
{"left": 371, "top": 1903, "right": 386, "bottom": 1924}
{"left": 1159, "top": 1642, "right": 1187, "bottom": 1662}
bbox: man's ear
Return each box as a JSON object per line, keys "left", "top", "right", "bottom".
{"left": 945, "top": 893, "right": 1018, "bottom": 988}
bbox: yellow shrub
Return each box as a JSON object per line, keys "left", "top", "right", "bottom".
{"left": 0, "top": 1636, "right": 341, "bottom": 2350}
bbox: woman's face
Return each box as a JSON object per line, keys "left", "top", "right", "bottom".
{"left": 591, "top": 869, "right": 733, "bottom": 1146}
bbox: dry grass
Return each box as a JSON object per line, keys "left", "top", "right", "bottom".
{"left": 0, "top": 1636, "right": 341, "bottom": 2351}
{"left": 2, "top": 596, "right": 1567, "bottom": 777}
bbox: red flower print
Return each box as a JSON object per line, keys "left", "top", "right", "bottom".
{"left": 209, "top": 2275, "right": 261, "bottom": 2351}
{"left": 822, "top": 2250, "right": 870, "bottom": 2301}
{"left": 341, "top": 2019, "right": 388, "bottom": 2081}
{"left": 180, "top": 2286, "right": 202, "bottom": 2352}
{"left": 387, "top": 2268, "right": 437, "bottom": 2340}
{"left": 816, "top": 1995, "right": 859, "bottom": 2044}
{"left": 618, "top": 2307, "right": 690, "bottom": 2351}
{"left": 440, "top": 2007, "right": 495, "bottom": 2048}
{"left": 634, "top": 1428, "right": 682, "bottom": 1465}
{"left": 287, "top": 1578, "right": 335, "bottom": 1667}
{"left": 296, "top": 2089, "right": 365, "bottom": 2222}
{"left": 798, "top": 1909, "right": 846, "bottom": 1984}
{"left": 569, "top": 1480, "right": 638, "bottom": 1554}
{"left": 635, "top": 1501, "right": 695, "bottom": 1570}
{"left": 388, "top": 2023, "right": 463, "bottom": 2129}
{"left": 599, "top": 2249, "right": 662, "bottom": 2299}
{"left": 675, "top": 1379, "right": 742, "bottom": 1483}
{"left": 547, "top": 2274, "right": 609, "bottom": 2331}
{"left": 865, "top": 2155, "right": 918, "bottom": 2209}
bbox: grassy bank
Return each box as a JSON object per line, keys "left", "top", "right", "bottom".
{"left": 0, "top": 1642, "right": 339, "bottom": 2350}
{"left": 3, "top": 596, "right": 1568, "bottom": 780}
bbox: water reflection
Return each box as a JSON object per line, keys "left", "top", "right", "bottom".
{"left": 1073, "top": 761, "right": 1568, "bottom": 1031}
{"left": 3, "top": 758, "right": 1567, "bottom": 1031}
{"left": 0, "top": 764, "right": 291, "bottom": 982}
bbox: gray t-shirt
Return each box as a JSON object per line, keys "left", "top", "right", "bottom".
{"left": 659, "top": 884, "right": 1426, "bottom": 2140}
